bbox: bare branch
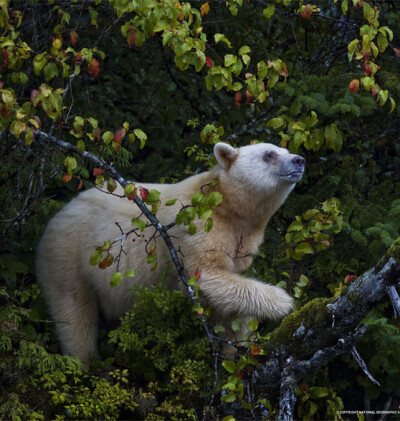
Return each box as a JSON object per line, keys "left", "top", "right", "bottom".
{"left": 351, "top": 346, "right": 380, "bottom": 387}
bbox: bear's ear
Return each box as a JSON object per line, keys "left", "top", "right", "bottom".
{"left": 214, "top": 143, "right": 238, "bottom": 169}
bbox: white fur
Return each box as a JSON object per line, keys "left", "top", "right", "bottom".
{"left": 36, "top": 142, "right": 304, "bottom": 362}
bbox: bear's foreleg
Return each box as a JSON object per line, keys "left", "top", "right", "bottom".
{"left": 198, "top": 270, "right": 294, "bottom": 321}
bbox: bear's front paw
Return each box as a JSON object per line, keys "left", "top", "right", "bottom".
{"left": 262, "top": 284, "right": 294, "bottom": 320}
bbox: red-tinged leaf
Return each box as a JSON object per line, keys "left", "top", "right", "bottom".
{"left": 107, "top": 178, "right": 117, "bottom": 193}
{"left": 365, "top": 63, "right": 372, "bottom": 76}
{"left": 299, "top": 383, "right": 309, "bottom": 393}
{"left": 77, "top": 178, "right": 84, "bottom": 190}
{"left": 70, "top": 30, "right": 78, "bottom": 46}
{"left": 139, "top": 187, "right": 149, "bottom": 201}
{"left": 205, "top": 57, "right": 214, "bottom": 68}
{"left": 250, "top": 345, "right": 261, "bottom": 356}
{"left": 75, "top": 51, "right": 82, "bottom": 62}
{"left": 0, "top": 49, "right": 9, "bottom": 67}
{"left": 235, "top": 91, "right": 242, "bottom": 108}
{"left": 87, "top": 57, "right": 99, "bottom": 78}
{"left": 246, "top": 91, "right": 253, "bottom": 103}
{"left": 349, "top": 79, "right": 359, "bottom": 93}
{"left": 200, "top": 2, "right": 210, "bottom": 17}
{"left": 30, "top": 89, "right": 39, "bottom": 105}
{"left": 344, "top": 275, "right": 357, "bottom": 283}
{"left": 196, "top": 308, "right": 203, "bottom": 315}
{"left": 0, "top": 82, "right": 3, "bottom": 88}
{"left": 99, "top": 254, "right": 114, "bottom": 269}
{"left": 63, "top": 174, "right": 72, "bottom": 183}
{"left": 371, "top": 86, "right": 378, "bottom": 96}
{"left": 195, "top": 270, "right": 201, "bottom": 282}
{"left": 113, "top": 128, "right": 126, "bottom": 144}
{"left": 125, "top": 184, "right": 138, "bottom": 200}
{"left": 93, "top": 126, "right": 101, "bottom": 142}
{"left": 301, "top": 4, "right": 313, "bottom": 19}
{"left": 238, "top": 371, "right": 243, "bottom": 379}
{"left": 93, "top": 168, "right": 105, "bottom": 177}
{"left": 127, "top": 26, "right": 138, "bottom": 48}
{"left": 394, "top": 48, "right": 400, "bottom": 58}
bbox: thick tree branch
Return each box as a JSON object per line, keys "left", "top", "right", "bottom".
{"left": 248, "top": 246, "right": 400, "bottom": 418}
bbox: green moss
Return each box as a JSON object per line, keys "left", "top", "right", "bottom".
{"left": 263, "top": 297, "right": 332, "bottom": 357}
{"left": 386, "top": 238, "right": 400, "bottom": 261}
{"left": 347, "top": 290, "right": 360, "bottom": 305}
{"left": 374, "top": 237, "right": 400, "bottom": 273}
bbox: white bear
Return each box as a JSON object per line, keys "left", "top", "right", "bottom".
{"left": 36, "top": 142, "right": 305, "bottom": 362}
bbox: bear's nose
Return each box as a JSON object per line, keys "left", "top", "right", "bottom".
{"left": 292, "top": 155, "right": 306, "bottom": 168}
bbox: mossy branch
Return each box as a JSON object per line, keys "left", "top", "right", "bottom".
{"left": 251, "top": 240, "right": 400, "bottom": 420}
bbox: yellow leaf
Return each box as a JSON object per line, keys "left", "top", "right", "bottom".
{"left": 200, "top": 2, "right": 210, "bottom": 17}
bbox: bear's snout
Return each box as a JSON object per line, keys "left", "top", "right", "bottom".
{"left": 291, "top": 155, "right": 306, "bottom": 170}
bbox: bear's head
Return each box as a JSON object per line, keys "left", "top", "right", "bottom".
{"left": 214, "top": 142, "right": 305, "bottom": 195}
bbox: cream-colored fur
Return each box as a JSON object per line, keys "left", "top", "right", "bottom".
{"left": 36, "top": 142, "right": 305, "bottom": 362}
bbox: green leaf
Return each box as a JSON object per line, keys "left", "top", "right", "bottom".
{"left": 208, "top": 191, "right": 223, "bottom": 207}
{"left": 389, "top": 97, "right": 396, "bottom": 113}
{"left": 33, "top": 54, "right": 48, "bottom": 76}
{"left": 287, "top": 220, "right": 303, "bottom": 232}
{"left": 188, "top": 221, "right": 197, "bottom": 235}
{"left": 222, "top": 415, "right": 236, "bottom": 421}
{"left": 238, "top": 45, "right": 251, "bottom": 55}
{"left": 263, "top": 4, "right": 275, "bottom": 19}
{"left": 131, "top": 217, "right": 146, "bottom": 231}
{"left": 324, "top": 123, "right": 342, "bottom": 153}
{"left": 146, "top": 254, "right": 157, "bottom": 264}
{"left": 214, "top": 325, "right": 226, "bottom": 333}
{"left": 309, "top": 386, "right": 329, "bottom": 399}
{"left": 224, "top": 54, "right": 237, "bottom": 67}
{"left": 102, "top": 131, "right": 114, "bottom": 144}
{"left": 248, "top": 319, "right": 258, "bottom": 331}
{"left": 267, "top": 117, "right": 285, "bottom": 130}
{"left": 187, "top": 276, "right": 197, "bottom": 286}
{"left": 165, "top": 198, "right": 177, "bottom": 206}
{"left": 146, "top": 189, "right": 160, "bottom": 203}
{"left": 134, "top": 128, "right": 147, "bottom": 149}
{"left": 44, "top": 62, "right": 59, "bottom": 81}
{"left": 191, "top": 192, "right": 203, "bottom": 205}
{"left": 237, "top": 355, "right": 247, "bottom": 370}
{"left": 242, "top": 54, "right": 250, "bottom": 67}
{"left": 221, "top": 392, "right": 236, "bottom": 403}
{"left": 222, "top": 360, "right": 237, "bottom": 374}
{"left": 124, "top": 269, "right": 135, "bottom": 277}
{"left": 305, "top": 111, "right": 318, "bottom": 128}
{"left": 231, "top": 318, "right": 241, "bottom": 331}
{"left": 297, "top": 274, "right": 309, "bottom": 287}
{"left": 110, "top": 272, "right": 123, "bottom": 287}
{"left": 205, "top": 217, "right": 214, "bottom": 232}
{"left": 341, "top": 0, "right": 348, "bottom": 15}
{"left": 295, "top": 242, "right": 313, "bottom": 254}
{"left": 214, "top": 33, "right": 231, "bottom": 47}
{"left": 64, "top": 156, "right": 77, "bottom": 175}
{"left": 198, "top": 209, "right": 213, "bottom": 219}
{"left": 303, "top": 209, "right": 319, "bottom": 220}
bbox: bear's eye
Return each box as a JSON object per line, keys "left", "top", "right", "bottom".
{"left": 263, "top": 151, "right": 276, "bottom": 162}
